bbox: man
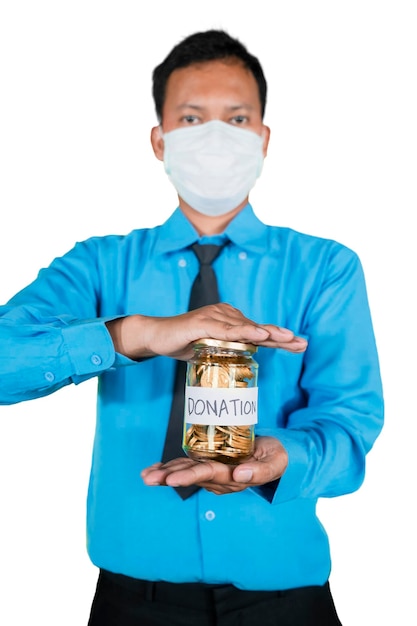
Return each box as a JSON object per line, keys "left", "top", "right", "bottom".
{"left": 0, "top": 30, "right": 383, "bottom": 625}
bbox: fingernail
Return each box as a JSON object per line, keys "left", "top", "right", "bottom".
{"left": 279, "top": 327, "right": 294, "bottom": 336}
{"left": 235, "top": 469, "right": 253, "bottom": 482}
{"left": 255, "top": 327, "right": 269, "bottom": 336}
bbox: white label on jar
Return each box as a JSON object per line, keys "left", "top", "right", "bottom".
{"left": 184, "top": 386, "right": 258, "bottom": 426}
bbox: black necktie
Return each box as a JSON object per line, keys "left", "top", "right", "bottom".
{"left": 161, "top": 242, "right": 226, "bottom": 499}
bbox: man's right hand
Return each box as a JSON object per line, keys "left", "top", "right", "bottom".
{"left": 105, "top": 303, "right": 307, "bottom": 361}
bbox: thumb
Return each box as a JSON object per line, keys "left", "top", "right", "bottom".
{"left": 232, "top": 459, "right": 281, "bottom": 485}
{"left": 232, "top": 436, "right": 288, "bottom": 484}
{"left": 233, "top": 465, "right": 255, "bottom": 483}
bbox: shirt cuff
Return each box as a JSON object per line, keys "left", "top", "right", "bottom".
{"left": 254, "top": 427, "right": 310, "bottom": 504}
{"left": 62, "top": 319, "right": 116, "bottom": 377}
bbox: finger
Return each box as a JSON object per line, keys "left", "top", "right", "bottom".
{"left": 257, "top": 336, "right": 308, "bottom": 352}
{"left": 199, "top": 481, "right": 248, "bottom": 495}
{"left": 141, "top": 458, "right": 196, "bottom": 484}
{"left": 255, "top": 324, "right": 307, "bottom": 348}
{"left": 165, "top": 461, "right": 233, "bottom": 487}
{"left": 232, "top": 462, "right": 279, "bottom": 485}
{"left": 140, "top": 462, "right": 163, "bottom": 478}
{"left": 232, "top": 438, "right": 288, "bottom": 485}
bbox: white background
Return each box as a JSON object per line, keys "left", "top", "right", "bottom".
{"left": 0, "top": 1, "right": 415, "bottom": 624}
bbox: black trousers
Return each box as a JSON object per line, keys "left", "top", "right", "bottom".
{"left": 87, "top": 569, "right": 343, "bottom": 626}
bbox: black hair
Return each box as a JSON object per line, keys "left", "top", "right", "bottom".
{"left": 152, "top": 29, "right": 267, "bottom": 121}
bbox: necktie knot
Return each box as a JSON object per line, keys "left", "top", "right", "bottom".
{"left": 191, "top": 242, "right": 226, "bottom": 266}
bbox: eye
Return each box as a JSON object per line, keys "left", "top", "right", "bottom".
{"left": 181, "top": 115, "right": 200, "bottom": 124}
{"left": 230, "top": 115, "right": 248, "bottom": 125}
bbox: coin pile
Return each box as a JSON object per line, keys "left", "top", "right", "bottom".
{"left": 184, "top": 356, "right": 255, "bottom": 463}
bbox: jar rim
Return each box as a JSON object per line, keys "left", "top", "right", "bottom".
{"left": 192, "top": 338, "right": 258, "bottom": 353}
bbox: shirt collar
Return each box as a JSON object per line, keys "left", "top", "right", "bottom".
{"left": 223, "top": 203, "right": 270, "bottom": 254}
{"left": 153, "top": 208, "right": 200, "bottom": 255}
{"left": 154, "top": 203, "right": 270, "bottom": 256}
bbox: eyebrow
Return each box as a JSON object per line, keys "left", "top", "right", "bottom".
{"left": 176, "top": 103, "right": 255, "bottom": 112}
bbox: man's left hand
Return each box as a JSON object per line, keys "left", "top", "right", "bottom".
{"left": 141, "top": 436, "right": 288, "bottom": 495}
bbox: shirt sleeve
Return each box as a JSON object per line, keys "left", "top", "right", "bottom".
{"left": 254, "top": 244, "right": 384, "bottom": 503}
{"left": 0, "top": 238, "right": 133, "bottom": 405}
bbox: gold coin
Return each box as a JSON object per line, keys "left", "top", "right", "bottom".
{"left": 200, "top": 365, "right": 230, "bottom": 388}
{"left": 235, "top": 366, "right": 254, "bottom": 380}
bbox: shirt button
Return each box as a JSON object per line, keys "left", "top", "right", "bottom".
{"left": 44, "top": 371, "right": 55, "bottom": 382}
{"left": 238, "top": 251, "right": 247, "bottom": 260}
{"left": 91, "top": 354, "right": 102, "bottom": 366}
{"left": 178, "top": 259, "right": 187, "bottom": 267}
{"left": 205, "top": 510, "right": 216, "bottom": 521}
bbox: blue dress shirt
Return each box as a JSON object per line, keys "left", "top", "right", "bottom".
{"left": 0, "top": 204, "right": 384, "bottom": 590}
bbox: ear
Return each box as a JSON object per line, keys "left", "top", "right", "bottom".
{"left": 261, "top": 124, "right": 271, "bottom": 157}
{"left": 150, "top": 126, "right": 164, "bottom": 161}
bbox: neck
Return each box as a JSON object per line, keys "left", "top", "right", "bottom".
{"left": 179, "top": 198, "right": 248, "bottom": 235}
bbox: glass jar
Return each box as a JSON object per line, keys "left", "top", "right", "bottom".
{"left": 183, "top": 339, "right": 258, "bottom": 464}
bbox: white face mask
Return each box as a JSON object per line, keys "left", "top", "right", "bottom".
{"left": 161, "top": 120, "right": 265, "bottom": 216}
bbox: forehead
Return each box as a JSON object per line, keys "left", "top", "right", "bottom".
{"left": 163, "top": 59, "right": 261, "bottom": 111}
